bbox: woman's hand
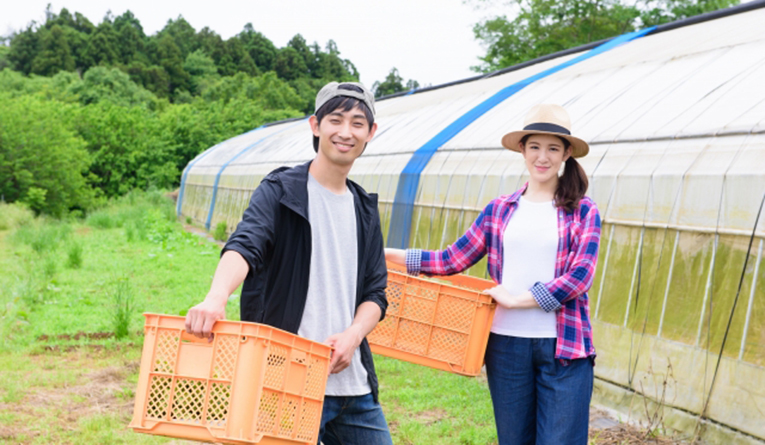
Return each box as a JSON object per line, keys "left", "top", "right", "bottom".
{"left": 486, "top": 286, "right": 515, "bottom": 308}
{"left": 485, "top": 287, "right": 541, "bottom": 310}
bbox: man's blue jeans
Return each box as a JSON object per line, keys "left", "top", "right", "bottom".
{"left": 318, "top": 393, "right": 393, "bottom": 445}
{"left": 484, "top": 333, "right": 594, "bottom": 445}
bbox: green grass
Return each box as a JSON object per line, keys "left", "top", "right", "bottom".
{"left": 0, "top": 191, "right": 236, "bottom": 443}
{"left": 0, "top": 191, "right": 637, "bottom": 444}
{"left": 0, "top": 193, "right": 234, "bottom": 353}
{"left": 376, "top": 356, "right": 497, "bottom": 444}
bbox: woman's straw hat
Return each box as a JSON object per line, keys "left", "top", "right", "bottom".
{"left": 501, "top": 104, "right": 589, "bottom": 158}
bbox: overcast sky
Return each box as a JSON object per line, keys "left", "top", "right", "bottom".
{"left": 3, "top": 0, "right": 508, "bottom": 88}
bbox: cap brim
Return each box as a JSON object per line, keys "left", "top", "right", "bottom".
{"left": 501, "top": 130, "right": 589, "bottom": 158}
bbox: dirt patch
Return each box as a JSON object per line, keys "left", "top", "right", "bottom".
{"left": 1, "top": 348, "right": 202, "bottom": 444}
{"left": 183, "top": 224, "right": 224, "bottom": 247}
{"left": 75, "top": 227, "right": 91, "bottom": 236}
{"left": 590, "top": 424, "right": 687, "bottom": 444}
{"left": 1, "top": 350, "right": 132, "bottom": 442}
{"left": 589, "top": 407, "right": 688, "bottom": 444}
{"left": 37, "top": 331, "right": 114, "bottom": 342}
{"left": 412, "top": 408, "right": 448, "bottom": 426}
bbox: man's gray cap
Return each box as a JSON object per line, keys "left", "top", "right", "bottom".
{"left": 315, "top": 82, "right": 376, "bottom": 117}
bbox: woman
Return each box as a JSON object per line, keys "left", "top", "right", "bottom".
{"left": 386, "top": 104, "right": 601, "bottom": 445}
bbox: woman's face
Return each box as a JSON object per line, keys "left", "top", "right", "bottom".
{"left": 520, "top": 134, "right": 572, "bottom": 185}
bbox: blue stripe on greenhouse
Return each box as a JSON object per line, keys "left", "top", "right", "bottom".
{"left": 176, "top": 126, "right": 264, "bottom": 217}
{"left": 204, "top": 119, "right": 307, "bottom": 230}
{"left": 386, "top": 27, "right": 656, "bottom": 249}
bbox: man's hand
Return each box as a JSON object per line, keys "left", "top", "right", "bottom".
{"left": 325, "top": 324, "right": 364, "bottom": 374}
{"left": 185, "top": 295, "right": 227, "bottom": 341}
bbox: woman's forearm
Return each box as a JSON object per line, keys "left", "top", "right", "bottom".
{"left": 384, "top": 248, "right": 406, "bottom": 265}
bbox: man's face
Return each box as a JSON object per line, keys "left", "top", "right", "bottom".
{"left": 309, "top": 105, "right": 377, "bottom": 167}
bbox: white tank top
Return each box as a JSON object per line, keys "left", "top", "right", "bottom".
{"left": 491, "top": 196, "right": 558, "bottom": 338}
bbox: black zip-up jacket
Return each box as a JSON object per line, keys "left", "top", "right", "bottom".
{"left": 222, "top": 161, "right": 388, "bottom": 402}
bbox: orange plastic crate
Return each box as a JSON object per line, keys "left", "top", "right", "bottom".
{"left": 130, "top": 313, "right": 331, "bottom": 444}
{"left": 368, "top": 262, "right": 496, "bottom": 376}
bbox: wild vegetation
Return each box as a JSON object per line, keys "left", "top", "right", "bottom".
{"left": 469, "top": 0, "right": 740, "bottom": 72}
{"left": 0, "top": 6, "right": 364, "bottom": 217}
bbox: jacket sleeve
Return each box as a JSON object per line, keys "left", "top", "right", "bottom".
{"left": 407, "top": 201, "right": 491, "bottom": 276}
{"left": 530, "top": 200, "right": 602, "bottom": 312}
{"left": 221, "top": 177, "right": 281, "bottom": 276}
{"left": 361, "top": 205, "right": 388, "bottom": 321}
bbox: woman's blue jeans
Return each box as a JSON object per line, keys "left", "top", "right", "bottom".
{"left": 484, "top": 333, "right": 594, "bottom": 445}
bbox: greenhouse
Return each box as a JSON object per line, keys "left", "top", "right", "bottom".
{"left": 178, "top": 2, "right": 765, "bottom": 443}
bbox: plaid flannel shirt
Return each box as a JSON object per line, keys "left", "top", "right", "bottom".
{"left": 406, "top": 184, "right": 601, "bottom": 361}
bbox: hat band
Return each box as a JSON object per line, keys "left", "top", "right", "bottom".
{"left": 523, "top": 122, "right": 571, "bottom": 135}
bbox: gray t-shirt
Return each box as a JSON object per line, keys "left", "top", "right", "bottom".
{"left": 297, "top": 173, "right": 371, "bottom": 396}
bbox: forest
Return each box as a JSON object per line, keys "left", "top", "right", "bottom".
{"left": 0, "top": 7, "right": 362, "bottom": 216}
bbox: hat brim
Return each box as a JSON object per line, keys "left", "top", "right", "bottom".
{"left": 501, "top": 130, "right": 589, "bottom": 158}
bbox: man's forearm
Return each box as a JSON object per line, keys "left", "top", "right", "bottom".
{"left": 349, "top": 301, "right": 383, "bottom": 340}
{"left": 206, "top": 250, "right": 250, "bottom": 303}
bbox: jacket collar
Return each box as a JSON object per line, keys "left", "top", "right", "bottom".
{"left": 278, "top": 160, "right": 378, "bottom": 223}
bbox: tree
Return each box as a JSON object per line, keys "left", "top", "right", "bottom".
{"left": 31, "top": 25, "right": 75, "bottom": 75}
{"left": 238, "top": 24, "right": 277, "bottom": 72}
{"left": 158, "top": 16, "right": 198, "bottom": 59}
{"left": 0, "top": 41, "right": 12, "bottom": 71}
{"left": 153, "top": 34, "right": 191, "bottom": 96}
{"left": 372, "top": 68, "right": 420, "bottom": 98}
{"left": 82, "top": 20, "right": 119, "bottom": 67}
{"left": 113, "top": 11, "right": 146, "bottom": 64}
{"left": 7, "top": 26, "right": 39, "bottom": 74}
{"left": 275, "top": 46, "right": 308, "bottom": 81}
{"left": 0, "top": 94, "right": 94, "bottom": 216}
{"left": 470, "top": 0, "right": 739, "bottom": 72}
{"left": 68, "top": 66, "right": 158, "bottom": 108}
{"left": 287, "top": 34, "right": 315, "bottom": 76}
{"left": 183, "top": 49, "right": 219, "bottom": 94}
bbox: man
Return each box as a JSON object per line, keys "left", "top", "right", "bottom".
{"left": 185, "top": 81, "right": 392, "bottom": 444}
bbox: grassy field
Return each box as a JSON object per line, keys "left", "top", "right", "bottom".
{"left": 0, "top": 193, "right": 676, "bottom": 444}
{"left": 0, "top": 193, "right": 501, "bottom": 444}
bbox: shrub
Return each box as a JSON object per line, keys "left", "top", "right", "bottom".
{"left": 213, "top": 222, "right": 228, "bottom": 242}
{"left": 66, "top": 242, "right": 83, "bottom": 269}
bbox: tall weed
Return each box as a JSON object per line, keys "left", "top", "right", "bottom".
{"left": 87, "top": 189, "right": 176, "bottom": 232}
{"left": 86, "top": 210, "right": 116, "bottom": 229}
{"left": 42, "top": 255, "right": 58, "bottom": 279}
{"left": 66, "top": 243, "right": 83, "bottom": 269}
{"left": 0, "top": 202, "right": 35, "bottom": 231}
{"left": 12, "top": 222, "right": 71, "bottom": 253}
{"left": 112, "top": 279, "right": 134, "bottom": 339}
